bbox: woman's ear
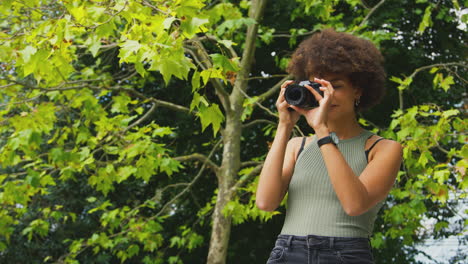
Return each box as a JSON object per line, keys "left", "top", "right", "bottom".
{"left": 353, "top": 85, "right": 363, "bottom": 99}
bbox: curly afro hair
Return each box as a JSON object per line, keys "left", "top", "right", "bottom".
{"left": 286, "top": 28, "right": 386, "bottom": 111}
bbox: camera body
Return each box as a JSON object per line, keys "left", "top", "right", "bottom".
{"left": 284, "top": 81, "right": 323, "bottom": 108}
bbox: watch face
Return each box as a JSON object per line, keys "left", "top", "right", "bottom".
{"left": 330, "top": 132, "right": 339, "bottom": 144}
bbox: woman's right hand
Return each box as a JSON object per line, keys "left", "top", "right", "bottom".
{"left": 276, "top": 80, "right": 300, "bottom": 127}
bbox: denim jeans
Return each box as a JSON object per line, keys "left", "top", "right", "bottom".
{"left": 266, "top": 234, "right": 374, "bottom": 264}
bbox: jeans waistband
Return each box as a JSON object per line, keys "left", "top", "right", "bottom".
{"left": 278, "top": 234, "right": 370, "bottom": 249}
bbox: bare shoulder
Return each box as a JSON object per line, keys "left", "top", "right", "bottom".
{"left": 367, "top": 136, "right": 403, "bottom": 162}
{"left": 288, "top": 136, "right": 305, "bottom": 145}
{"left": 287, "top": 136, "right": 312, "bottom": 162}
{"left": 287, "top": 136, "right": 305, "bottom": 155}
{"left": 377, "top": 139, "right": 402, "bottom": 153}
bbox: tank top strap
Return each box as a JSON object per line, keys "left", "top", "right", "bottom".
{"left": 365, "top": 137, "right": 385, "bottom": 162}
{"left": 297, "top": 137, "right": 307, "bottom": 160}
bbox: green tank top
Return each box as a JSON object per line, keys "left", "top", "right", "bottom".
{"left": 280, "top": 130, "right": 384, "bottom": 237}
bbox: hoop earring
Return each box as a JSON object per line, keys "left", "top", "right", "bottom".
{"left": 355, "top": 98, "right": 360, "bottom": 107}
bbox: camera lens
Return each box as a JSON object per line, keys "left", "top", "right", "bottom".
{"left": 284, "top": 81, "right": 322, "bottom": 108}
{"left": 287, "top": 87, "right": 303, "bottom": 101}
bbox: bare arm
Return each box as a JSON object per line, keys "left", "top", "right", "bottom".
{"left": 255, "top": 125, "right": 301, "bottom": 211}
{"left": 255, "top": 80, "right": 300, "bottom": 211}
{"left": 317, "top": 128, "right": 403, "bottom": 216}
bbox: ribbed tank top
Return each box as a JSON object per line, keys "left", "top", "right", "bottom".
{"left": 280, "top": 130, "right": 384, "bottom": 237}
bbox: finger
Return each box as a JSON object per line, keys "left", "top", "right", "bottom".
{"left": 278, "top": 101, "right": 295, "bottom": 113}
{"left": 314, "top": 77, "right": 329, "bottom": 85}
{"left": 280, "top": 80, "right": 295, "bottom": 89}
{"left": 304, "top": 84, "right": 323, "bottom": 102}
{"left": 277, "top": 88, "right": 287, "bottom": 104}
{"left": 278, "top": 81, "right": 294, "bottom": 102}
{"left": 289, "top": 105, "right": 306, "bottom": 115}
{"left": 314, "top": 78, "right": 334, "bottom": 91}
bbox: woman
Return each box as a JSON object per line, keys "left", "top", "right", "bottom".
{"left": 256, "top": 29, "right": 403, "bottom": 264}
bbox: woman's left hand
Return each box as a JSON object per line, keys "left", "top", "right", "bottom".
{"left": 289, "top": 78, "right": 334, "bottom": 134}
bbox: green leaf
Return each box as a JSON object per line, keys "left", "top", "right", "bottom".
{"left": 190, "top": 92, "right": 209, "bottom": 111}
{"left": 19, "top": 46, "right": 37, "bottom": 63}
{"left": 117, "top": 166, "right": 137, "bottom": 183}
{"left": 158, "top": 56, "right": 192, "bottom": 84}
{"left": 26, "top": 169, "right": 41, "bottom": 188}
{"left": 119, "top": 40, "right": 141, "bottom": 62}
{"left": 218, "top": 39, "right": 237, "bottom": 49}
{"left": 191, "top": 71, "right": 201, "bottom": 92}
{"left": 370, "top": 232, "right": 385, "bottom": 249}
{"left": 439, "top": 75, "right": 454, "bottom": 92}
{"left": 210, "top": 53, "right": 240, "bottom": 73}
{"left": 168, "top": 256, "right": 182, "bottom": 264}
{"left": 126, "top": 244, "right": 140, "bottom": 258}
{"left": 216, "top": 18, "right": 256, "bottom": 36}
{"left": 152, "top": 126, "right": 173, "bottom": 137}
{"left": 418, "top": 5, "right": 433, "bottom": 34}
{"left": 200, "top": 68, "right": 226, "bottom": 85}
{"left": 181, "top": 17, "right": 209, "bottom": 37}
{"left": 434, "top": 221, "right": 449, "bottom": 232}
{"left": 442, "top": 109, "right": 459, "bottom": 118}
{"left": 22, "top": 49, "right": 49, "bottom": 77}
{"left": 198, "top": 104, "right": 224, "bottom": 136}
{"left": 111, "top": 94, "right": 132, "bottom": 114}
{"left": 163, "top": 17, "right": 176, "bottom": 29}
{"left": 84, "top": 35, "right": 101, "bottom": 57}
{"left": 69, "top": 5, "right": 86, "bottom": 23}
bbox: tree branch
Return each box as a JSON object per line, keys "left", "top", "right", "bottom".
{"left": 155, "top": 139, "right": 222, "bottom": 218}
{"left": 198, "top": 34, "right": 239, "bottom": 58}
{"left": 140, "top": 0, "right": 170, "bottom": 15}
{"left": 272, "top": 31, "right": 315, "bottom": 38}
{"left": 398, "top": 62, "right": 467, "bottom": 109}
{"left": 433, "top": 137, "right": 463, "bottom": 159}
{"left": 231, "top": 0, "right": 267, "bottom": 103}
{"left": 257, "top": 75, "right": 292, "bottom": 103}
{"left": 184, "top": 39, "right": 232, "bottom": 113}
{"left": 229, "top": 163, "right": 263, "bottom": 195}
{"left": 0, "top": 83, "right": 16, "bottom": 89}
{"left": 352, "top": 0, "right": 386, "bottom": 32}
{"left": 242, "top": 119, "right": 276, "bottom": 129}
{"left": 73, "top": 1, "right": 128, "bottom": 30}
{"left": 236, "top": 84, "right": 277, "bottom": 118}
{"left": 407, "top": 62, "right": 467, "bottom": 80}
{"left": 124, "top": 102, "right": 158, "bottom": 132}
{"left": 173, "top": 153, "right": 220, "bottom": 173}
{"left": 0, "top": 95, "right": 41, "bottom": 108}
{"left": 240, "top": 160, "right": 263, "bottom": 168}
{"left": 6, "top": 78, "right": 195, "bottom": 114}
{"left": 246, "top": 74, "right": 289, "bottom": 81}
{"left": 149, "top": 98, "right": 192, "bottom": 114}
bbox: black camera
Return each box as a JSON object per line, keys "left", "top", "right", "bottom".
{"left": 284, "top": 81, "right": 323, "bottom": 108}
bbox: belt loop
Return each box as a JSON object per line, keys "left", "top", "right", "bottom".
{"left": 329, "top": 237, "right": 334, "bottom": 249}
{"left": 286, "top": 235, "right": 293, "bottom": 250}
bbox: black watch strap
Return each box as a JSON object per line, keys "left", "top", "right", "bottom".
{"left": 317, "top": 132, "right": 339, "bottom": 147}
{"left": 317, "top": 136, "right": 334, "bottom": 147}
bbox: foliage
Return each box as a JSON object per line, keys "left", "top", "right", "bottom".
{"left": 0, "top": 0, "right": 466, "bottom": 263}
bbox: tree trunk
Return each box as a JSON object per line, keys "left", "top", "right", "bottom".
{"left": 206, "top": 1, "right": 267, "bottom": 264}
{"left": 206, "top": 118, "right": 239, "bottom": 264}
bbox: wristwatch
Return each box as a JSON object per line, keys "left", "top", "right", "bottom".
{"left": 317, "top": 132, "right": 339, "bottom": 147}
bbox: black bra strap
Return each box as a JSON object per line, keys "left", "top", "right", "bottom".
{"left": 365, "top": 137, "right": 385, "bottom": 162}
{"left": 297, "top": 137, "right": 307, "bottom": 160}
